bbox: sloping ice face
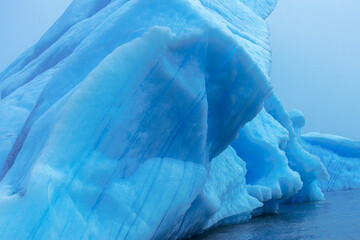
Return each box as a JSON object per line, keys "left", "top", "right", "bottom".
{"left": 302, "top": 132, "right": 360, "bottom": 192}
{"left": 0, "top": 0, "right": 346, "bottom": 239}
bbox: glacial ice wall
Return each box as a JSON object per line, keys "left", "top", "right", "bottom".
{"left": 284, "top": 110, "right": 360, "bottom": 192}
{"left": 302, "top": 133, "right": 360, "bottom": 191}
{"left": 0, "top": 0, "right": 352, "bottom": 239}
{"left": 0, "top": 0, "right": 275, "bottom": 239}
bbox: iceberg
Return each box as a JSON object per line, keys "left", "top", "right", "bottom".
{"left": 302, "top": 132, "right": 360, "bottom": 191}
{"left": 286, "top": 110, "right": 360, "bottom": 192}
{"left": 231, "top": 108, "right": 303, "bottom": 211}
{"left": 0, "top": 0, "right": 356, "bottom": 239}
{"left": 231, "top": 95, "right": 329, "bottom": 207}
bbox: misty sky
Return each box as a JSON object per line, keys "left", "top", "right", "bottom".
{"left": 0, "top": 0, "right": 359, "bottom": 140}
{"left": 267, "top": 0, "right": 360, "bottom": 140}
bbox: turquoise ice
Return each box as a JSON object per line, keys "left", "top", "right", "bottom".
{"left": 0, "top": 0, "right": 357, "bottom": 239}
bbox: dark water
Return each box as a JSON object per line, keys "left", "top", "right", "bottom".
{"left": 193, "top": 190, "right": 360, "bottom": 240}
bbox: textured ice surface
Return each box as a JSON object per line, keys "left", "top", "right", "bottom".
{"left": 231, "top": 109, "right": 303, "bottom": 208}
{"left": 289, "top": 110, "right": 360, "bottom": 192}
{"left": 0, "top": 0, "right": 354, "bottom": 239}
{"left": 264, "top": 96, "right": 329, "bottom": 202}
{"left": 0, "top": 0, "right": 274, "bottom": 239}
{"left": 302, "top": 133, "right": 360, "bottom": 191}
{"left": 168, "top": 146, "right": 262, "bottom": 239}
{"left": 230, "top": 95, "right": 329, "bottom": 207}
{"left": 239, "top": 0, "right": 277, "bottom": 19}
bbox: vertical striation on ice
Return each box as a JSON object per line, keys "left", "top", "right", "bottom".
{"left": 0, "top": 0, "right": 276, "bottom": 239}
{"left": 0, "top": 0, "right": 354, "bottom": 240}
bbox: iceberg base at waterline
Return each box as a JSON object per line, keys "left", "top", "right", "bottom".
{"left": 0, "top": 0, "right": 357, "bottom": 239}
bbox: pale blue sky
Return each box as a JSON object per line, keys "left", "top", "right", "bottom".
{"left": 267, "top": 0, "right": 360, "bottom": 140}
{"left": 0, "top": 0, "right": 359, "bottom": 140}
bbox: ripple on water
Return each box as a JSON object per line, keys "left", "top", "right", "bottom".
{"left": 192, "top": 190, "right": 360, "bottom": 240}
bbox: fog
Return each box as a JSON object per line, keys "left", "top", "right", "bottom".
{"left": 268, "top": 0, "right": 360, "bottom": 140}
{"left": 1, "top": 0, "right": 359, "bottom": 140}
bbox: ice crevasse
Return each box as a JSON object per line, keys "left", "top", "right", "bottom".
{"left": 0, "top": 0, "right": 355, "bottom": 239}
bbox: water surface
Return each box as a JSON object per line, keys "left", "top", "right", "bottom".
{"left": 193, "top": 190, "right": 360, "bottom": 240}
